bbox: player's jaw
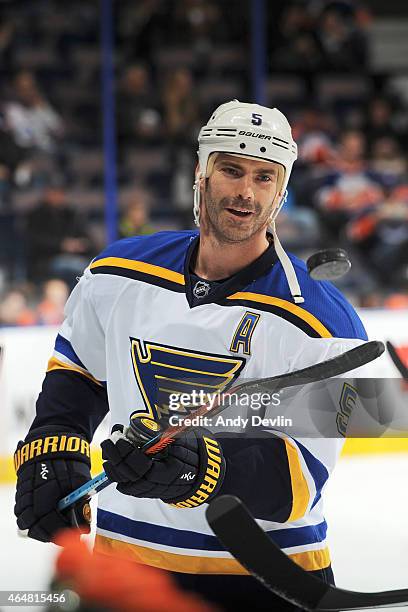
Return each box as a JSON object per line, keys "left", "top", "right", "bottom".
{"left": 204, "top": 189, "right": 273, "bottom": 244}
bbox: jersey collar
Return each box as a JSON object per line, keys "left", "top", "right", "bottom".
{"left": 184, "top": 234, "right": 278, "bottom": 308}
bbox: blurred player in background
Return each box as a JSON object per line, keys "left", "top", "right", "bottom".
{"left": 14, "top": 100, "right": 368, "bottom": 611}
{"left": 48, "top": 529, "right": 214, "bottom": 612}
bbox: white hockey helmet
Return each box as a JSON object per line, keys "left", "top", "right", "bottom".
{"left": 194, "top": 99, "right": 298, "bottom": 226}
{"left": 194, "top": 100, "right": 304, "bottom": 304}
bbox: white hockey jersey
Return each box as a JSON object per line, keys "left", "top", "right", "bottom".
{"left": 42, "top": 230, "right": 368, "bottom": 575}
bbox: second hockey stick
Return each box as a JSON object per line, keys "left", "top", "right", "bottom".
{"left": 58, "top": 340, "right": 384, "bottom": 511}
{"left": 387, "top": 340, "right": 408, "bottom": 381}
{"left": 206, "top": 495, "right": 408, "bottom": 611}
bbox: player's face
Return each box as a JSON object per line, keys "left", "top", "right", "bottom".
{"left": 202, "top": 154, "right": 282, "bottom": 243}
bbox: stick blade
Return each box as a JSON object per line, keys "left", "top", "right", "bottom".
{"left": 206, "top": 495, "right": 328, "bottom": 611}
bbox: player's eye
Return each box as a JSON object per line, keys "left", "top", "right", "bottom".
{"left": 258, "top": 174, "right": 272, "bottom": 182}
{"left": 222, "top": 166, "right": 240, "bottom": 176}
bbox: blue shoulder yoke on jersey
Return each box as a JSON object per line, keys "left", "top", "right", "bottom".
{"left": 90, "top": 230, "right": 196, "bottom": 282}
{"left": 229, "top": 252, "right": 367, "bottom": 340}
{"left": 89, "top": 230, "right": 367, "bottom": 341}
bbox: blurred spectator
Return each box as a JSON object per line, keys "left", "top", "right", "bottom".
{"left": 0, "top": 114, "right": 27, "bottom": 177}
{"left": 0, "top": 15, "right": 16, "bottom": 65}
{"left": 290, "top": 107, "right": 337, "bottom": 208}
{"left": 316, "top": 130, "right": 384, "bottom": 239}
{"left": 364, "top": 98, "right": 400, "bottom": 148}
{"left": 278, "top": 2, "right": 314, "bottom": 41}
{"left": 294, "top": 107, "right": 336, "bottom": 167}
{"left": 275, "top": 194, "right": 320, "bottom": 252}
{"left": 116, "top": 64, "right": 161, "bottom": 148}
{"left": 274, "top": 32, "right": 323, "bottom": 71}
{"left": 0, "top": 111, "right": 31, "bottom": 205}
{"left": 24, "top": 179, "right": 93, "bottom": 286}
{"left": 0, "top": 286, "right": 37, "bottom": 327}
{"left": 317, "top": 4, "right": 368, "bottom": 70}
{"left": 370, "top": 137, "right": 406, "bottom": 187}
{"left": 272, "top": 1, "right": 369, "bottom": 72}
{"left": 347, "top": 184, "right": 408, "bottom": 287}
{"left": 173, "top": 0, "right": 222, "bottom": 47}
{"left": 36, "top": 279, "right": 69, "bottom": 326}
{"left": 4, "top": 70, "right": 64, "bottom": 153}
{"left": 163, "top": 67, "right": 199, "bottom": 143}
{"left": 162, "top": 67, "right": 199, "bottom": 220}
{"left": 383, "top": 293, "right": 408, "bottom": 309}
{"left": 118, "top": 1, "right": 167, "bottom": 65}
{"left": 119, "top": 189, "right": 153, "bottom": 238}
{"left": 358, "top": 292, "right": 384, "bottom": 308}
{"left": 273, "top": 4, "right": 322, "bottom": 71}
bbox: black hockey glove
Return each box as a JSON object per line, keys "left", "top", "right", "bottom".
{"left": 14, "top": 429, "right": 92, "bottom": 543}
{"left": 101, "top": 422, "right": 225, "bottom": 508}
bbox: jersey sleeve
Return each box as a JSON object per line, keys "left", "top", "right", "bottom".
{"left": 54, "top": 268, "right": 107, "bottom": 383}
{"left": 29, "top": 269, "right": 109, "bottom": 441}
{"left": 216, "top": 432, "right": 293, "bottom": 521}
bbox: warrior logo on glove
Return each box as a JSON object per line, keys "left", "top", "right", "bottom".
{"left": 14, "top": 430, "right": 92, "bottom": 543}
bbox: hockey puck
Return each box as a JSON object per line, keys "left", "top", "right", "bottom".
{"left": 307, "top": 248, "right": 351, "bottom": 281}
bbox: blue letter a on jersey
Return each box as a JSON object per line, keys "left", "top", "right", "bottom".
{"left": 229, "top": 311, "right": 260, "bottom": 355}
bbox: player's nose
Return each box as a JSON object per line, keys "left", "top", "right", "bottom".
{"left": 236, "top": 175, "right": 255, "bottom": 202}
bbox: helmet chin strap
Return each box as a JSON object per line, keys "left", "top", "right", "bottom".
{"left": 269, "top": 190, "right": 304, "bottom": 304}
{"left": 271, "top": 222, "right": 304, "bottom": 304}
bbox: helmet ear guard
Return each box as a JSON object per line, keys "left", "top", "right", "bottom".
{"left": 193, "top": 177, "right": 201, "bottom": 227}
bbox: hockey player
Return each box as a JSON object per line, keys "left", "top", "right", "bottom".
{"left": 15, "top": 101, "right": 368, "bottom": 611}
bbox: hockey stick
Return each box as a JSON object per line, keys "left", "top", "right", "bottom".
{"left": 206, "top": 495, "right": 408, "bottom": 611}
{"left": 387, "top": 341, "right": 408, "bottom": 381}
{"left": 58, "top": 340, "right": 384, "bottom": 511}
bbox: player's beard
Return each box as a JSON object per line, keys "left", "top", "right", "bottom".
{"left": 202, "top": 182, "right": 275, "bottom": 244}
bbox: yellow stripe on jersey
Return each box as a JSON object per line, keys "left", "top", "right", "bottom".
{"left": 90, "top": 257, "right": 185, "bottom": 285}
{"left": 47, "top": 357, "right": 102, "bottom": 386}
{"left": 95, "top": 535, "right": 331, "bottom": 573}
{"left": 290, "top": 546, "right": 331, "bottom": 572}
{"left": 227, "top": 292, "right": 333, "bottom": 338}
{"left": 284, "top": 439, "right": 311, "bottom": 522}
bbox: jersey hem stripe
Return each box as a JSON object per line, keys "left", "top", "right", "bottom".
{"left": 97, "top": 509, "right": 327, "bottom": 550}
{"left": 94, "top": 534, "right": 331, "bottom": 573}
